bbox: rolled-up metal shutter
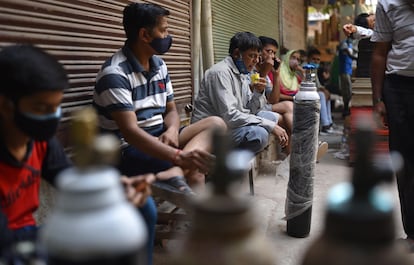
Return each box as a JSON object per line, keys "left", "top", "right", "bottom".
{"left": 281, "top": 0, "right": 306, "bottom": 50}
{"left": 0, "top": 0, "right": 192, "bottom": 146}
{"left": 211, "top": 0, "right": 280, "bottom": 63}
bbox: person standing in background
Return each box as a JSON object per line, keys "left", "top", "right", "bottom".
{"left": 371, "top": 0, "right": 414, "bottom": 252}
{"left": 338, "top": 37, "right": 357, "bottom": 118}
{"left": 343, "top": 13, "right": 376, "bottom": 77}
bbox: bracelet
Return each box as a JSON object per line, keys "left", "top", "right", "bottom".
{"left": 373, "top": 97, "right": 382, "bottom": 105}
{"left": 173, "top": 149, "right": 182, "bottom": 163}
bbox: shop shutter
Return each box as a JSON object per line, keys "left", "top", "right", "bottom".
{"left": 211, "top": 0, "right": 280, "bottom": 63}
{"left": 281, "top": 0, "right": 306, "bottom": 50}
{"left": 0, "top": 0, "right": 192, "bottom": 146}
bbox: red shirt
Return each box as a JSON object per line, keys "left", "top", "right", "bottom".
{"left": 0, "top": 142, "right": 46, "bottom": 229}
{"left": 0, "top": 138, "right": 71, "bottom": 230}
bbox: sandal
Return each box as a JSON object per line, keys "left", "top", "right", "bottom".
{"left": 317, "top": 141, "right": 328, "bottom": 163}
{"left": 152, "top": 176, "right": 195, "bottom": 195}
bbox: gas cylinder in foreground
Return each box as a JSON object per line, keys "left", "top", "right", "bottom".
{"left": 170, "top": 130, "right": 278, "bottom": 265}
{"left": 301, "top": 113, "right": 413, "bottom": 265}
{"left": 39, "top": 107, "right": 148, "bottom": 265}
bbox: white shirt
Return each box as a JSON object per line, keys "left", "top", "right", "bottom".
{"left": 354, "top": 26, "right": 373, "bottom": 40}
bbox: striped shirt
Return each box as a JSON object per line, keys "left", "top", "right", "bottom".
{"left": 93, "top": 45, "right": 174, "bottom": 137}
{"left": 371, "top": 0, "right": 414, "bottom": 77}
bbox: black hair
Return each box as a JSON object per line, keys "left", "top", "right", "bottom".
{"left": 354, "top": 13, "right": 370, "bottom": 28}
{"left": 307, "top": 47, "right": 321, "bottom": 58}
{"left": 258, "top": 36, "right": 279, "bottom": 49}
{"left": 0, "top": 44, "right": 68, "bottom": 101}
{"left": 229, "top": 32, "right": 262, "bottom": 55}
{"left": 298, "top": 49, "right": 307, "bottom": 57}
{"left": 123, "top": 3, "right": 170, "bottom": 43}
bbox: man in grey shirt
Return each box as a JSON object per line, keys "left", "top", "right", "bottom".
{"left": 191, "top": 32, "right": 288, "bottom": 154}
{"left": 371, "top": 0, "right": 414, "bottom": 251}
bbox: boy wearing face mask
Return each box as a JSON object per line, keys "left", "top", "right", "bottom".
{"left": 0, "top": 45, "right": 71, "bottom": 248}
{"left": 0, "top": 45, "right": 154, "bottom": 261}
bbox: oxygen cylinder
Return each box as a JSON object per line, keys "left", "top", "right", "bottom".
{"left": 285, "top": 64, "right": 320, "bottom": 238}
{"left": 301, "top": 113, "right": 414, "bottom": 265}
{"left": 170, "top": 130, "right": 278, "bottom": 265}
{"left": 39, "top": 107, "right": 148, "bottom": 265}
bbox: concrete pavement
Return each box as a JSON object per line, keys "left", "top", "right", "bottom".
{"left": 153, "top": 116, "right": 406, "bottom": 265}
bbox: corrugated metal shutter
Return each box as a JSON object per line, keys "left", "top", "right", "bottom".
{"left": 0, "top": 0, "right": 192, "bottom": 146}
{"left": 211, "top": 0, "right": 280, "bottom": 63}
{"left": 281, "top": 0, "right": 306, "bottom": 50}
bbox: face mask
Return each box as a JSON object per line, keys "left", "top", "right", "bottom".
{"left": 150, "top": 35, "right": 172, "bottom": 54}
{"left": 309, "top": 62, "right": 320, "bottom": 69}
{"left": 234, "top": 56, "right": 249, "bottom": 74}
{"left": 14, "top": 107, "right": 61, "bottom": 141}
{"left": 289, "top": 59, "right": 298, "bottom": 69}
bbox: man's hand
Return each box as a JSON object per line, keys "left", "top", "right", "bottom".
{"left": 258, "top": 54, "right": 274, "bottom": 77}
{"left": 121, "top": 174, "right": 155, "bottom": 207}
{"left": 320, "top": 87, "right": 331, "bottom": 100}
{"left": 272, "top": 125, "right": 288, "bottom": 148}
{"left": 373, "top": 101, "right": 387, "bottom": 128}
{"left": 159, "top": 127, "right": 179, "bottom": 147}
{"left": 251, "top": 77, "right": 267, "bottom": 93}
{"left": 343, "top": 24, "right": 356, "bottom": 37}
{"left": 174, "top": 149, "right": 215, "bottom": 174}
{"left": 272, "top": 57, "right": 281, "bottom": 73}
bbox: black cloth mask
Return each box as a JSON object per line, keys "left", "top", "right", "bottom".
{"left": 150, "top": 35, "right": 172, "bottom": 55}
{"left": 14, "top": 107, "right": 61, "bottom": 141}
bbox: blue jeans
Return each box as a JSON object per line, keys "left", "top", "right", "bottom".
{"left": 318, "top": 91, "right": 333, "bottom": 127}
{"left": 138, "top": 197, "right": 157, "bottom": 265}
{"left": 119, "top": 149, "right": 158, "bottom": 265}
{"left": 231, "top": 110, "right": 278, "bottom": 154}
{"left": 118, "top": 126, "right": 170, "bottom": 265}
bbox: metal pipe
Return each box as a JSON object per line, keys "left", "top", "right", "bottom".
{"left": 201, "top": 0, "right": 214, "bottom": 70}
{"left": 192, "top": 0, "right": 202, "bottom": 99}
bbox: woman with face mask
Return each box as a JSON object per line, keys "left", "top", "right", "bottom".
{"left": 279, "top": 50, "right": 302, "bottom": 101}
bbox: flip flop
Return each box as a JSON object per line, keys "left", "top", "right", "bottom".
{"left": 152, "top": 176, "right": 195, "bottom": 195}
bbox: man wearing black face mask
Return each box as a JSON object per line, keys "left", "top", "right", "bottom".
{"left": 93, "top": 2, "right": 225, "bottom": 226}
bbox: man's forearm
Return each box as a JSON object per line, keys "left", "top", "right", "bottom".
{"left": 163, "top": 102, "right": 181, "bottom": 130}
{"left": 267, "top": 75, "right": 280, "bottom": 104}
{"left": 371, "top": 42, "right": 390, "bottom": 104}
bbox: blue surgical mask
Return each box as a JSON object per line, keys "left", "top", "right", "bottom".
{"left": 15, "top": 107, "right": 62, "bottom": 141}
{"left": 234, "top": 56, "right": 249, "bottom": 74}
{"left": 309, "top": 62, "right": 320, "bottom": 69}
{"left": 150, "top": 35, "right": 172, "bottom": 55}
